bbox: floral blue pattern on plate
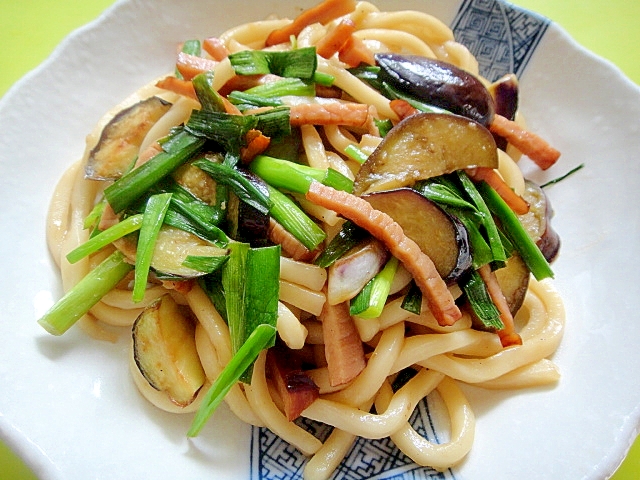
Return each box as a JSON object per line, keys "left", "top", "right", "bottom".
{"left": 451, "top": 0, "right": 549, "bottom": 81}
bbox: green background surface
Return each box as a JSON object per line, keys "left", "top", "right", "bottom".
{"left": 0, "top": 1, "right": 638, "bottom": 479}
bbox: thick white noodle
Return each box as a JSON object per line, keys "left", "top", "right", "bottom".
{"left": 302, "top": 369, "right": 444, "bottom": 439}
{"left": 376, "top": 376, "right": 475, "bottom": 470}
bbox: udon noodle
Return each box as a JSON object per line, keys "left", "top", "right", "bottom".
{"left": 44, "top": 0, "right": 565, "bottom": 477}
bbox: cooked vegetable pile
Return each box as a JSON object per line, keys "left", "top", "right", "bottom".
{"left": 39, "top": 25, "right": 563, "bottom": 438}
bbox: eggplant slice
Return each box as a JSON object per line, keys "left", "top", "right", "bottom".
{"left": 518, "top": 181, "right": 561, "bottom": 263}
{"left": 353, "top": 112, "right": 498, "bottom": 195}
{"left": 132, "top": 294, "right": 206, "bottom": 407}
{"left": 86, "top": 96, "right": 172, "bottom": 180}
{"left": 362, "top": 188, "right": 471, "bottom": 282}
{"left": 151, "top": 226, "right": 228, "bottom": 278}
{"left": 494, "top": 252, "right": 530, "bottom": 316}
{"left": 375, "top": 53, "right": 495, "bottom": 126}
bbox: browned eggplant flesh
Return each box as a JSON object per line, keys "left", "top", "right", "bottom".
{"left": 353, "top": 112, "right": 498, "bottom": 195}
{"left": 361, "top": 188, "right": 471, "bottom": 283}
{"left": 494, "top": 252, "right": 530, "bottom": 316}
{"left": 132, "top": 294, "right": 206, "bottom": 407}
{"left": 518, "top": 181, "right": 560, "bottom": 263}
{"left": 86, "top": 96, "right": 172, "bottom": 180}
{"left": 150, "top": 227, "right": 228, "bottom": 278}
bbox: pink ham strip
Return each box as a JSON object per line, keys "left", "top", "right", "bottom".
{"left": 268, "top": 218, "right": 318, "bottom": 262}
{"left": 305, "top": 181, "right": 462, "bottom": 326}
{"left": 289, "top": 102, "right": 369, "bottom": 127}
{"left": 321, "top": 301, "right": 366, "bottom": 387}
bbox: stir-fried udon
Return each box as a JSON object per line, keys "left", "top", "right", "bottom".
{"left": 40, "top": 0, "right": 566, "bottom": 476}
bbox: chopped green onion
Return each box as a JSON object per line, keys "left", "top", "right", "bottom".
{"left": 457, "top": 171, "right": 507, "bottom": 266}
{"left": 83, "top": 200, "right": 105, "bottom": 231}
{"left": 344, "top": 144, "right": 369, "bottom": 164}
{"left": 449, "top": 209, "right": 494, "bottom": 269}
{"left": 228, "top": 47, "right": 317, "bottom": 79}
{"left": 227, "top": 91, "right": 284, "bottom": 109}
{"left": 263, "top": 126, "right": 301, "bottom": 162}
{"left": 149, "top": 177, "right": 226, "bottom": 235}
{"left": 312, "top": 71, "right": 335, "bottom": 87}
{"left": 132, "top": 193, "right": 172, "bottom": 302}
{"left": 249, "top": 155, "right": 353, "bottom": 194}
{"left": 185, "top": 110, "right": 259, "bottom": 154}
{"left": 415, "top": 181, "right": 476, "bottom": 210}
{"left": 193, "top": 159, "right": 271, "bottom": 216}
{"left": 182, "top": 255, "right": 229, "bottom": 274}
{"left": 314, "top": 220, "right": 369, "bottom": 268}
{"left": 228, "top": 50, "right": 274, "bottom": 76}
{"left": 323, "top": 169, "right": 354, "bottom": 194}
{"left": 381, "top": 81, "right": 451, "bottom": 114}
{"left": 401, "top": 281, "right": 422, "bottom": 315}
{"left": 66, "top": 214, "right": 143, "bottom": 264}
{"left": 349, "top": 64, "right": 451, "bottom": 114}
{"left": 249, "top": 155, "right": 313, "bottom": 194}
{"left": 163, "top": 209, "right": 228, "bottom": 246}
{"left": 223, "top": 151, "right": 241, "bottom": 169}
{"left": 461, "top": 269, "right": 504, "bottom": 330}
{"left": 223, "top": 243, "right": 280, "bottom": 383}
{"left": 199, "top": 274, "right": 227, "bottom": 323}
{"left": 223, "top": 242, "right": 249, "bottom": 354}
{"left": 252, "top": 107, "right": 292, "bottom": 140}
{"left": 349, "top": 66, "right": 451, "bottom": 115}
{"left": 498, "top": 229, "right": 515, "bottom": 256}
{"left": 350, "top": 257, "right": 399, "bottom": 318}
{"left": 165, "top": 181, "right": 225, "bottom": 226}
{"left": 541, "top": 163, "right": 584, "bottom": 188}
{"left": 244, "top": 246, "right": 280, "bottom": 345}
{"left": 187, "top": 323, "right": 276, "bottom": 437}
{"left": 414, "top": 175, "right": 496, "bottom": 268}
{"left": 476, "top": 181, "right": 554, "bottom": 280}
{"left": 182, "top": 39, "right": 202, "bottom": 56}
{"left": 192, "top": 71, "right": 226, "bottom": 113}
{"left": 38, "top": 251, "right": 133, "bottom": 336}
{"left": 348, "top": 65, "right": 382, "bottom": 90}
{"left": 267, "top": 184, "right": 326, "bottom": 251}
{"left": 104, "top": 128, "right": 205, "bottom": 213}
{"left": 374, "top": 118, "right": 393, "bottom": 137}
{"left": 244, "top": 77, "right": 316, "bottom": 98}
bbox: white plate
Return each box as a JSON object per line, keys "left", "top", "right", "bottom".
{"left": 1, "top": 0, "right": 639, "bottom": 478}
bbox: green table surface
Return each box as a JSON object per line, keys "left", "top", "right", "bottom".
{"left": 0, "top": 1, "right": 638, "bottom": 479}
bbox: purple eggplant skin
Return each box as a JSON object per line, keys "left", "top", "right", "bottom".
{"left": 536, "top": 202, "right": 561, "bottom": 265}
{"left": 438, "top": 213, "right": 472, "bottom": 283}
{"left": 537, "top": 222, "right": 560, "bottom": 264}
{"left": 226, "top": 168, "right": 271, "bottom": 247}
{"left": 375, "top": 53, "right": 495, "bottom": 126}
{"left": 491, "top": 74, "right": 519, "bottom": 120}
{"left": 490, "top": 74, "right": 519, "bottom": 150}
